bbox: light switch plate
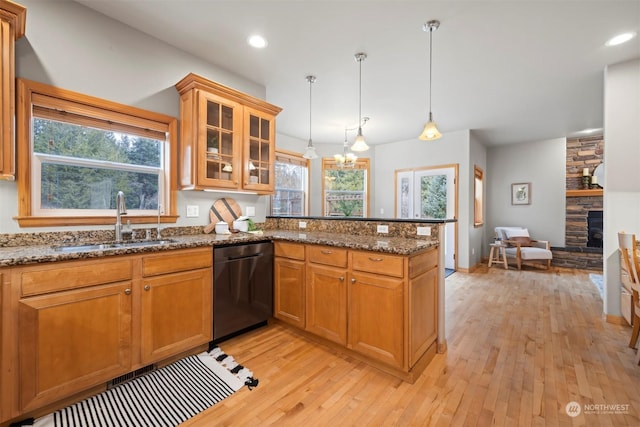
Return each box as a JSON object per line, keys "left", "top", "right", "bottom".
{"left": 299, "top": 221, "right": 307, "bottom": 229}
{"left": 377, "top": 225, "right": 389, "bottom": 234}
{"left": 186, "top": 205, "right": 199, "bottom": 218}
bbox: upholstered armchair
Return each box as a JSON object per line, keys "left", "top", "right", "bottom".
{"left": 494, "top": 227, "right": 553, "bottom": 270}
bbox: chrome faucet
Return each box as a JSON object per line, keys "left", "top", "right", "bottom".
{"left": 115, "top": 191, "right": 127, "bottom": 242}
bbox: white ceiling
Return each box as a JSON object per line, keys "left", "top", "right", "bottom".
{"left": 74, "top": 0, "right": 639, "bottom": 147}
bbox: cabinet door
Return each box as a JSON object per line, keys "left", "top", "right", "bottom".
{"left": 243, "top": 107, "right": 275, "bottom": 193}
{"left": 306, "top": 264, "right": 347, "bottom": 345}
{"left": 140, "top": 269, "right": 212, "bottom": 364}
{"left": 197, "top": 91, "right": 243, "bottom": 189}
{"left": 18, "top": 282, "right": 132, "bottom": 412}
{"left": 409, "top": 267, "right": 437, "bottom": 367}
{"left": 348, "top": 272, "right": 404, "bottom": 369}
{"left": 274, "top": 257, "right": 305, "bottom": 328}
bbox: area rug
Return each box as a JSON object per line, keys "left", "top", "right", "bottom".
{"left": 32, "top": 346, "right": 257, "bottom": 427}
{"left": 589, "top": 273, "right": 604, "bottom": 300}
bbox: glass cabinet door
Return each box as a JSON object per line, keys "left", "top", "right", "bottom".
{"left": 198, "top": 92, "right": 241, "bottom": 188}
{"left": 244, "top": 108, "right": 275, "bottom": 192}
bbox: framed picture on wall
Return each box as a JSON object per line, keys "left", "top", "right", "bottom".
{"left": 511, "top": 182, "right": 531, "bottom": 205}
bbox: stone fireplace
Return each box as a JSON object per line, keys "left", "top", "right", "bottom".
{"left": 551, "top": 135, "right": 604, "bottom": 270}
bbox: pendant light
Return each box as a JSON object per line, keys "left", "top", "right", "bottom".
{"left": 351, "top": 52, "right": 370, "bottom": 152}
{"left": 303, "top": 75, "right": 319, "bottom": 159}
{"left": 419, "top": 20, "right": 443, "bottom": 141}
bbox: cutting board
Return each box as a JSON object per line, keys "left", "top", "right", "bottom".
{"left": 203, "top": 197, "right": 242, "bottom": 233}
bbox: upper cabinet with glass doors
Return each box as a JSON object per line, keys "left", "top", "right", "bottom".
{"left": 0, "top": 0, "right": 26, "bottom": 180}
{"left": 175, "top": 73, "right": 281, "bottom": 193}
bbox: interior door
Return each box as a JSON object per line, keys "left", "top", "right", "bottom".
{"left": 413, "top": 167, "right": 456, "bottom": 269}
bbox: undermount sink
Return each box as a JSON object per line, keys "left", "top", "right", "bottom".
{"left": 53, "top": 239, "right": 175, "bottom": 252}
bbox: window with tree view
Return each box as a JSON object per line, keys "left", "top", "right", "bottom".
{"left": 34, "top": 118, "right": 163, "bottom": 214}
{"left": 322, "top": 158, "right": 369, "bottom": 217}
{"left": 271, "top": 150, "right": 308, "bottom": 216}
{"left": 16, "top": 79, "right": 176, "bottom": 226}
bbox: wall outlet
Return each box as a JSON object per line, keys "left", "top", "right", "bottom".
{"left": 186, "top": 205, "right": 199, "bottom": 218}
{"left": 417, "top": 226, "right": 431, "bottom": 236}
{"left": 377, "top": 225, "right": 389, "bottom": 234}
{"left": 246, "top": 206, "right": 255, "bottom": 216}
{"left": 380, "top": 208, "right": 385, "bottom": 215}
{"left": 471, "top": 248, "right": 475, "bottom": 255}
{"left": 299, "top": 221, "right": 307, "bottom": 229}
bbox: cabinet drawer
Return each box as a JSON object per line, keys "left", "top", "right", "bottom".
{"left": 20, "top": 258, "right": 133, "bottom": 297}
{"left": 274, "top": 241, "right": 305, "bottom": 260}
{"left": 307, "top": 245, "right": 348, "bottom": 268}
{"left": 142, "top": 248, "right": 212, "bottom": 277}
{"left": 409, "top": 247, "right": 438, "bottom": 278}
{"left": 351, "top": 251, "right": 404, "bottom": 278}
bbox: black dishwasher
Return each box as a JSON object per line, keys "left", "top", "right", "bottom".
{"left": 212, "top": 241, "right": 273, "bottom": 343}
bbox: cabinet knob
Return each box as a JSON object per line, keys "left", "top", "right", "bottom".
{"left": 144, "top": 285, "right": 151, "bottom": 291}
{"left": 339, "top": 276, "right": 344, "bottom": 281}
{"left": 351, "top": 278, "right": 356, "bottom": 283}
{"left": 124, "top": 288, "right": 131, "bottom": 295}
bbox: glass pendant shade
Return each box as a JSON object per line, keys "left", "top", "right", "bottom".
{"left": 419, "top": 112, "right": 442, "bottom": 140}
{"left": 303, "top": 140, "right": 318, "bottom": 159}
{"left": 350, "top": 128, "right": 369, "bottom": 152}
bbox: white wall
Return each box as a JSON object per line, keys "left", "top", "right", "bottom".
{"left": 603, "top": 58, "right": 640, "bottom": 317}
{"left": 469, "top": 131, "right": 488, "bottom": 267}
{"left": 486, "top": 138, "right": 566, "bottom": 249}
{"left": 373, "top": 130, "right": 473, "bottom": 268}
{"left": 0, "top": 0, "right": 272, "bottom": 233}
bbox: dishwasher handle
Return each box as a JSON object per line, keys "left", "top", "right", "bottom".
{"left": 226, "top": 252, "right": 264, "bottom": 261}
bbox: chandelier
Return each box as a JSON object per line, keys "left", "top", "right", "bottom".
{"left": 334, "top": 117, "right": 369, "bottom": 168}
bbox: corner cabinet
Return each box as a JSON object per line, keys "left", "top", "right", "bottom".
{"left": 0, "top": 0, "right": 26, "bottom": 180}
{"left": 175, "top": 73, "right": 282, "bottom": 193}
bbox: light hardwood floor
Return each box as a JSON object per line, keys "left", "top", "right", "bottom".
{"left": 185, "top": 267, "right": 640, "bottom": 426}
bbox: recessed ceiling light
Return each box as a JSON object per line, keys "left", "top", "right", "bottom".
{"left": 605, "top": 31, "right": 637, "bottom": 46}
{"left": 247, "top": 35, "right": 268, "bottom": 48}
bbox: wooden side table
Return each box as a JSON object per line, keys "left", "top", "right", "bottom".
{"left": 488, "top": 242, "right": 508, "bottom": 269}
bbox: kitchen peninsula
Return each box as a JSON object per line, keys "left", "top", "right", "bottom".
{"left": 0, "top": 217, "right": 453, "bottom": 424}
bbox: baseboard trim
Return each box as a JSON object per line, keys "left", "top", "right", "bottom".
{"left": 605, "top": 313, "right": 628, "bottom": 325}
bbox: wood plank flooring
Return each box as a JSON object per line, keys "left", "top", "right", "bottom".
{"left": 184, "top": 267, "right": 640, "bottom": 426}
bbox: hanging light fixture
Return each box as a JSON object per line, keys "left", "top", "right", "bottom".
{"left": 419, "top": 20, "right": 442, "bottom": 141}
{"left": 334, "top": 128, "right": 358, "bottom": 168}
{"left": 351, "top": 52, "right": 370, "bottom": 152}
{"left": 303, "top": 75, "right": 319, "bottom": 159}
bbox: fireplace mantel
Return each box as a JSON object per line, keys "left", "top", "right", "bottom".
{"left": 566, "top": 189, "right": 603, "bottom": 197}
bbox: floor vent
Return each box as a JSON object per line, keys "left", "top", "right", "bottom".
{"left": 108, "top": 364, "right": 156, "bottom": 389}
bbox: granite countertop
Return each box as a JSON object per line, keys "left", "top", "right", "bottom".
{"left": 0, "top": 231, "right": 437, "bottom": 267}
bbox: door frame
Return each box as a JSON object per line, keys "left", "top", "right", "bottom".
{"left": 394, "top": 163, "right": 458, "bottom": 271}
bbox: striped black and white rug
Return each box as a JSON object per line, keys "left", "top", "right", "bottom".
{"left": 32, "top": 347, "right": 257, "bottom": 427}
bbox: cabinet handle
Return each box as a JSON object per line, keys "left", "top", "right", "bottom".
{"left": 368, "top": 257, "right": 384, "bottom": 262}
{"left": 351, "top": 278, "right": 356, "bottom": 283}
{"left": 321, "top": 250, "right": 332, "bottom": 255}
{"left": 124, "top": 288, "right": 131, "bottom": 295}
{"left": 144, "top": 285, "right": 151, "bottom": 291}
{"left": 339, "top": 276, "right": 344, "bottom": 281}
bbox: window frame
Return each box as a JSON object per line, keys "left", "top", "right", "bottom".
{"left": 473, "top": 165, "right": 484, "bottom": 227}
{"left": 321, "top": 157, "right": 370, "bottom": 218}
{"left": 16, "top": 78, "right": 178, "bottom": 227}
{"left": 270, "top": 148, "right": 310, "bottom": 216}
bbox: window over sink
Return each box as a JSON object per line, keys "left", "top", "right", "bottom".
{"left": 15, "top": 79, "right": 178, "bottom": 227}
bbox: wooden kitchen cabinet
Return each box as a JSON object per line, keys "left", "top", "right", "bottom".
{"left": 306, "top": 246, "right": 348, "bottom": 345}
{"left": 140, "top": 249, "right": 212, "bottom": 364}
{"left": 175, "top": 73, "right": 281, "bottom": 193}
{"left": 1, "top": 247, "right": 213, "bottom": 423}
{"left": 14, "top": 257, "right": 134, "bottom": 413}
{"left": 273, "top": 242, "right": 306, "bottom": 328}
{"left": 0, "top": 0, "right": 25, "bottom": 180}
{"left": 277, "top": 243, "right": 439, "bottom": 382}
